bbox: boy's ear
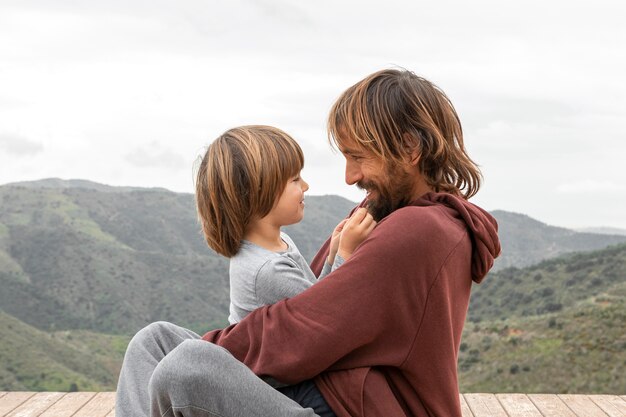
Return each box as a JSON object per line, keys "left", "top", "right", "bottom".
{"left": 402, "top": 133, "right": 421, "bottom": 166}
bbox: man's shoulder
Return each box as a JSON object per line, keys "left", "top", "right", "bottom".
{"left": 364, "top": 204, "right": 470, "bottom": 260}
{"left": 381, "top": 204, "right": 465, "bottom": 236}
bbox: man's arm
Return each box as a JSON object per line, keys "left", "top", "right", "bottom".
{"left": 202, "top": 212, "right": 438, "bottom": 384}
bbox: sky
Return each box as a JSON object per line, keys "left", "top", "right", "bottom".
{"left": 1, "top": 0, "right": 625, "bottom": 229}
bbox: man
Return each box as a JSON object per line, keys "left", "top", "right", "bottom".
{"left": 116, "top": 68, "right": 501, "bottom": 417}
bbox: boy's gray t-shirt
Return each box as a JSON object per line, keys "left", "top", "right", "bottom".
{"left": 228, "top": 232, "right": 339, "bottom": 324}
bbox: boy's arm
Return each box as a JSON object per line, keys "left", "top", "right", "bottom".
{"left": 322, "top": 208, "right": 375, "bottom": 277}
{"left": 255, "top": 257, "right": 315, "bottom": 305}
{"left": 314, "top": 200, "right": 367, "bottom": 275}
{"left": 337, "top": 208, "right": 376, "bottom": 260}
{"left": 325, "top": 219, "right": 347, "bottom": 267}
{"left": 317, "top": 254, "right": 345, "bottom": 279}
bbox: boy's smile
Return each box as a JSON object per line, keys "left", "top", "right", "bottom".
{"left": 267, "top": 173, "right": 309, "bottom": 227}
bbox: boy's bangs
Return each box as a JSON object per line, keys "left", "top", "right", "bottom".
{"left": 271, "top": 135, "right": 304, "bottom": 183}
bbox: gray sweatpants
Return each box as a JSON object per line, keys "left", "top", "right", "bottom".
{"left": 116, "top": 321, "right": 320, "bottom": 417}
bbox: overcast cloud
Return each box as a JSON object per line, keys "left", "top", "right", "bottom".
{"left": 0, "top": 132, "right": 43, "bottom": 156}
{"left": 1, "top": 0, "right": 625, "bottom": 228}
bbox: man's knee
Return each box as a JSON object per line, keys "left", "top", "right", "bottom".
{"left": 127, "top": 321, "right": 176, "bottom": 349}
{"left": 148, "top": 340, "right": 237, "bottom": 395}
{"left": 160, "top": 339, "right": 234, "bottom": 373}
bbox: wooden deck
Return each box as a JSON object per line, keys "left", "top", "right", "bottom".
{"left": 1, "top": 392, "right": 625, "bottom": 416}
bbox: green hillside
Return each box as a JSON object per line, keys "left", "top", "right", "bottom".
{"left": 0, "top": 311, "right": 129, "bottom": 391}
{"left": 0, "top": 183, "right": 355, "bottom": 335}
{"left": 459, "top": 285, "right": 625, "bottom": 393}
{"left": 460, "top": 243, "right": 626, "bottom": 393}
{"left": 468, "top": 243, "right": 626, "bottom": 323}
{"left": 3, "top": 242, "right": 623, "bottom": 393}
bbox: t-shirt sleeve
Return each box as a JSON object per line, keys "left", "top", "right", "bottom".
{"left": 255, "top": 256, "right": 314, "bottom": 306}
{"left": 331, "top": 254, "right": 345, "bottom": 271}
{"left": 318, "top": 261, "right": 332, "bottom": 279}
{"left": 318, "top": 254, "right": 345, "bottom": 280}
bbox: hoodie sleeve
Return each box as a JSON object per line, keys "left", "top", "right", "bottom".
{"left": 203, "top": 227, "right": 411, "bottom": 382}
{"left": 202, "top": 206, "right": 473, "bottom": 384}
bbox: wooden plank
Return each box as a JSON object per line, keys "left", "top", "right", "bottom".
{"left": 38, "top": 392, "right": 97, "bottom": 417}
{"left": 528, "top": 394, "right": 578, "bottom": 417}
{"left": 5, "top": 392, "right": 65, "bottom": 417}
{"left": 0, "top": 393, "right": 36, "bottom": 416}
{"left": 559, "top": 394, "right": 609, "bottom": 417}
{"left": 2, "top": 392, "right": 625, "bottom": 417}
{"left": 464, "top": 393, "right": 508, "bottom": 417}
{"left": 460, "top": 394, "right": 474, "bottom": 417}
{"left": 590, "top": 395, "right": 626, "bottom": 417}
{"left": 497, "top": 394, "right": 543, "bottom": 416}
{"left": 72, "top": 392, "right": 115, "bottom": 417}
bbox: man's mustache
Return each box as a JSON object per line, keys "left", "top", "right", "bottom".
{"left": 357, "top": 181, "right": 376, "bottom": 192}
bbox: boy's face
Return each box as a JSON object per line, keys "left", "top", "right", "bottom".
{"left": 267, "top": 172, "right": 309, "bottom": 227}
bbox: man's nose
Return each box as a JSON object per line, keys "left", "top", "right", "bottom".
{"left": 301, "top": 178, "right": 309, "bottom": 192}
{"left": 345, "top": 161, "right": 363, "bottom": 185}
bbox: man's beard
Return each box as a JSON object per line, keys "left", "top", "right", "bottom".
{"left": 359, "top": 166, "right": 416, "bottom": 221}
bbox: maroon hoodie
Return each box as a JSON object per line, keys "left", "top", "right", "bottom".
{"left": 203, "top": 192, "right": 500, "bottom": 416}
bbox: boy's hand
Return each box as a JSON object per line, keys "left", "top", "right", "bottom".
{"left": 337, "top": 208, "right": 376, "bottom": 261}
{"left": 327, "top": 219, "right": 348, "bottom": 265}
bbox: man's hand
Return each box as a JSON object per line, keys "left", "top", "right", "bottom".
{"left": 337, "top": 208, "right": 377, "bottom": 261}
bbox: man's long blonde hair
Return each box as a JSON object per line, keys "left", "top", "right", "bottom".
{"left": 328, "top": 68, "right": 481, "bottom": 199}
{"left": 195, "top": 126, "right": 304, "bottom": 257}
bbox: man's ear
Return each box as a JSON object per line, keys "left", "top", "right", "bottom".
{"left": 402, "top": 133, "right": 421, "bottom": 166}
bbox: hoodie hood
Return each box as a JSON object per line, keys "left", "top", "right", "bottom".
{"left": 411, "top": 192, "right": 501, "bottom": 283}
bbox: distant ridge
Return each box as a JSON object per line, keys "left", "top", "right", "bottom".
{"left": 3, "top": 178, "right": 171, "bottom": 193}
{"left": 490, "top": 209, "right": 626, "bottom": 269}
{"left": 576, "top": 226, "right": 626, "bottom": 236}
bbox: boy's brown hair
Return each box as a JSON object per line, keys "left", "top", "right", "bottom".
{"left": 195, "top": 125, "right": 304, "bottom": 257}
{"left": 328, "top": 68, "right": 482, "bottom": 199}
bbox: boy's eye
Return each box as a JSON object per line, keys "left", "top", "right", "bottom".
{"left": 293, "top": 176, "right": 300, "bottom": 181}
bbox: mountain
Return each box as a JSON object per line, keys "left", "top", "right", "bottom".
{"left": 3, "top": 178, "right": 167, "bottom": 193}
{"left": 2, "top": 179, "right": 625, "bottom": 335}
{"left": 1, "top": 179, "right": 624, "bottom": 393}
{"left": 0, "top": 181, "right": 355, "bottom": 335}
{"left": 491, "top": 210, "right": 626, "bottom": 270}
